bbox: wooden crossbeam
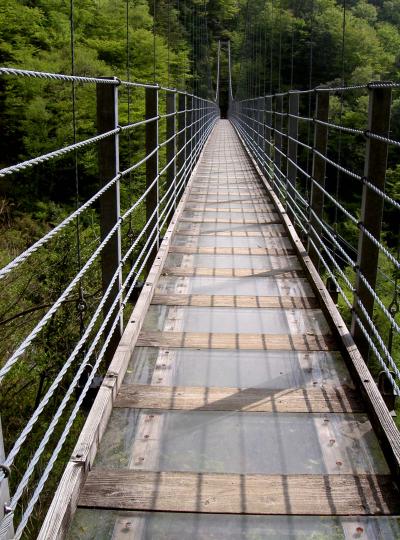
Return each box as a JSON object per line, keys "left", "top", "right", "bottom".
{"left": 180, "top": 217, "right": 281, "bottom": 225}
{"left": 169, "top": 246, "right": 295, "bottom": 256}
{"left": 185, "top": 206, "right": 275, "bottom": 213}
{"left": 79, "top": 470, "right": 399, "bottom": 515}
{"left": 161, "top": 267, "right": 304, "bottom": 278}
{"left": 114, "top": 384, "right": 363, "bottom": 413}
{"left": 175, "top": 229, "right": 287, "bottom": 237}
{"left": 152, "top": 293, "right": 318, "bottom": 309}
{"left": 137, "top": 331, "right": 337, "bottom": 351}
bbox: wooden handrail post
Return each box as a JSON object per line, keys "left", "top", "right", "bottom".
{"left": 96, "top": 79, "right": 122, "bottom": 361}
{"left": 177, "top": 92, "right": 187, "bottom": 192}
{"left": 145, "top": 86, "right": 159, "bottom": 272}
{"left": 273, "top": 95, "right": 283, "bottom": 193}
{"left": 186, "top": 94, "right": 193, "bottom": 181}
{"left": 166, "top": 90, "right": 177, "bottom": 210}
{"left": 351, "top": 85, "right": 392, "bottom": 360}
{"left": 308, "top": 91, "right": 330, "bottom": 268}
{"left": 287, "top": 92, "right": 299, "bottom": 223}
{"left": 265, "top": 96, "right": 273, "bottom": 178}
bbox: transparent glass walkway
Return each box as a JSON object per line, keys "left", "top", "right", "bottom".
{"left": 68, "top": 121, "right": 400, "bottom": 539}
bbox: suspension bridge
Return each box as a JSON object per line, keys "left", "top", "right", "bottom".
{"left": 1, "top": 8, "right": 400, "bottom": 540}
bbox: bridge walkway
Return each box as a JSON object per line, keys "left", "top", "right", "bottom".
{"left": 57, "top": 120, "right": 399, "bottom": 538}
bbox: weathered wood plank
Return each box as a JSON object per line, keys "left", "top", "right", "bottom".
{"left": 79, "top": 470, "right": 399, "bottom": 515}
{"left": 152, "top": 293, "right": 318, "bottom": 309}
{"left": 180, "top": 217, "right": 282, "bottom": 225}
{"left": 176, "top": 229, "right": 287, "bottom": 237}
{"left": 185, "top": 206, "right": 275, "bottom": 213}
{"left": 162, "top": 267, "right": 304, "bottom": 278}
{"left": 188, "top": 191, "right": 267, "bottom": 197}
{"left": 137, "top": 331, "right": 337, "bottom": 351}
{"left": 115, "top": 384, "right": 363, "bottom": 413}
{"left": 169, "top": 246, "right": 295, "bottom": 256}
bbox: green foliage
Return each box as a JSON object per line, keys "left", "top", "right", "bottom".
{"left": 1, "top": 0, "right": 400, "bottom": 536}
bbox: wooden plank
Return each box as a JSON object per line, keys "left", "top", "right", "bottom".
{"left": 137, "top": 331, "right": 337, "bottom": 351}
{"left": 152, "top": 293, "right": 318, "bottom": 309}
{"left": 169, "top": 246, "right": 295, "bottom": 256}
{"left": 176, "top": 229, "right": 288, "bottom": 237}
{"left": 115, "top": 384, "right": 363, "bottom": 413}
{"left": 189, "top": 189, "right": 265, "bottom": 193}
{"left": 233, "top": 123, "right": 400, "bottom": 481}
{"left": 79, "top": 470, "right": 400, "bottom": 516}
{"left": 185, "top": 206, "right": 275, "bottom": 213}
{"left": 161, "top": 267, "right": 304, "bottom": 278}
{"left": 180, "top": 217, "right": 282, "bottom": 225}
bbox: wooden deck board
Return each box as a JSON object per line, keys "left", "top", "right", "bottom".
{"left": 137, "top": 331, "right": 337, "bottom": 351}
{"left": 169, "top": 246, "right": 295, "bottom": 256}
{"left": 79, "top": 470, "right": 400, "bottom": 515}
{"left": 161, "top": 267, "right": 305, "bottom": 278}
{"left": 175, "top": 229, "right": 288, "bottom": 237}
{"left": 152, "top": 293, "right": 318, "bottom": 309}
{"left": 180, "top": 217, "right": 282, "bottom": 225}
{"left": 115, "top": 384, "right": 364, "bottom": 413}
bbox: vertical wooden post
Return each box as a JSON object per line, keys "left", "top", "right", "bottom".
{"left": 308, "top": 91, "right": 330, "bottom": 268}
{"left": 257, "top": 97, "right": 263, "bottom": 165}
{"left": 145, "top": 86, "right": 159, "bottom": 272}
{"left": 166, "top": 91, "right": 176, "bottom": 210}
{"left": 287, "top": 92, "right": 299, "bottom": 223}
{"left": 96, "top": 80, "right": 122, "bottom": 360}
{"left": 261, "top": 97, "right": 268, "bottom": 176}
{"left": 186, "top": 94, "right": 193, "bottom": 180}
{"left": 273, "top": 95, "right": 283, "bottom": 192}
{"left": 177, "top": 92, "right": 187, "bottom": 191}
{"left": 265, "top": 96, "right": 273, "bottom": 177}
{"left": 351, "top": 86, "right": 392, "bottom": 360}
{"left": 0, "top": 417, "right": 13, "bottom": 539}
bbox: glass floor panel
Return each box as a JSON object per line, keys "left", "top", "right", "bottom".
{"left": 143, "top": 305, "right": 330, "bottom": 335}
{"left": 94, "top": 409, "right": 389, "bottom": 474}
{"left": 176, "top": 222, "right": 286, "bottom": 234}
{"left": 165, "top": 253, "right": 302, "bottom": 269}
{"left": 124, "top": 348, "right": 353, "bottom": 388}
{"left": 156, "top": 275, "right": 315, "bottom": 297}
{"left": 171, "top": 234, "right": 293, "bottom": 249}
{"left": 69, "top": 510, "right": 400, "bottom": 540}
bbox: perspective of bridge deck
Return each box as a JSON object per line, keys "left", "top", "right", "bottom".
{"left": 50, "top": 121, "right": 399, "bottom": 539}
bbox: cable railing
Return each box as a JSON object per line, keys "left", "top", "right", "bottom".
{"left": 0, "top": 67, "right": 218, "bottom": 539}
{"left": 230, "top": 83, "right": 400, "bottom": 405}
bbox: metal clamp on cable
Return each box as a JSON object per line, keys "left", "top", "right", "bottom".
{"left": 0, "top": 463, "right": 11, "bottom": 479}
{"left": 76, "top": 298, "right": 87, "bottom": 314}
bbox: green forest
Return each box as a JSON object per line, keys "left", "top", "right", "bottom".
{"left": 0, "top": 0, "right": 400, "bottom": 537}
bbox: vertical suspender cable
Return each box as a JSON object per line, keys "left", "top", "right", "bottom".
{"left": 204, "top": 0, "right": 213, "bottom": 99}
{"left": 153, "top": 0, "right": 156, "bottom": 83}
{"left": 167, "top": 0, "right": 170, "bottom": 87}
{"left": 70, "top": 0, "right": 85, "bottom": 337}
{"left": 126, "top": 0, "right": 135, "bottom": 242}
{"left": 270, "top": 0, "right": 274, "bottom": 94}
{"left": 334, "top": 0, "right": 347, "bottom": 243}
{"left": 305, "top": 0, "right": 315, "bottom": 196}
{"left": 277, "top": 1, "right": 282, "bottom": 93}
{"left": 215, "top": 40, "right": 221, "bottom": 103}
